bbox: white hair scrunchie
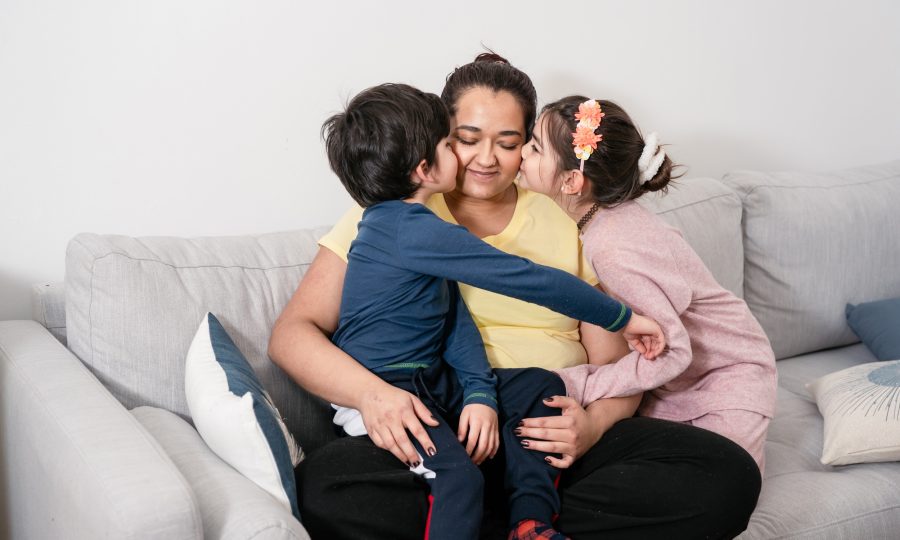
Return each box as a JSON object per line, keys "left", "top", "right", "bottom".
{"left": 637, "top": 132, "right": 666, "bottom": 184}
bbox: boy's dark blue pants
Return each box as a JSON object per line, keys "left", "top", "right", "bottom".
{"left": 378, "top": 363, "right": 566, "bottom": 540}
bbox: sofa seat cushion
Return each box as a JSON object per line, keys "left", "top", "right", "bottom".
{"left": 132, "top": 406, "right": 310, "bottom": 540}
{"left": 741, "top": 344, "right": 900, "bottom": 539}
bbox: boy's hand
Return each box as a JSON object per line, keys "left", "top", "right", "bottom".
{"left": 621, "top": 313, "right": 666, "bottom": 359}
{"left": 457, "top": 403, "right": 499, "bottom": 465}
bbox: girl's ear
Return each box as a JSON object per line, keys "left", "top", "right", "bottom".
{"left": 560, "top": 169, "right": 586, "bottom": 196}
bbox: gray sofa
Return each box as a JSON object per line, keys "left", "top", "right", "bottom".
{"left": 2, "top": 159, "right": 900, "bottom": 539}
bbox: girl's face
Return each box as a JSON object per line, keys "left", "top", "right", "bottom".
{"left": 449, "top": 87, "right": 526, "bottom": 200}
{"left": 518, "top": 113, "right": 565, "bottom": 198}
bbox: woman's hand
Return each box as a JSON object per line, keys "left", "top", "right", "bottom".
{"left": 358, "top": 382, "right": 440, "bottom": 467}
{"left": 457, "top": 404, "right": 499, "bottom": 465}
{"left": 516, "top": 396, "right": 601, "bottom": 468}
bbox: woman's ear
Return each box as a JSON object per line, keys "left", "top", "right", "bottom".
{"left": 560, "top": 169, "right": 586, "bottom": 196}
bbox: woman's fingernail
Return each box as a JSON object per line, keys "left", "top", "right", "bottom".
{"left": 517, "top": 420, "right": 524, "bottom": 427}
{"left": 413, "top": 460, "right": 420, "bottom": 468}
{"left": 427, "top": 447, "right": 437, "bottom": 456}
{"left": 405, "top": 461, "right": 412, "bottom": 467}
{"left": 514, "top": 428, "right": 523, "bottom": 436}
{"left": 543, "top": 397, "right": 553, "bottom": 403}
{"left": 545, "top": 457, "right": 552, "bottom": 463}
{"left": 521, "top": 440, "right": 529, "bottom": 448}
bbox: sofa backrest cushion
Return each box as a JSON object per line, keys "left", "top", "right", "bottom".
{"left": 638, "top": 176, "right": 745, "bottom": 299}
{"left": 723, "top": 160, "right": 900, "bottom": 359}
{"left": 65, "top": 228, "right": 337, "bottom": 452}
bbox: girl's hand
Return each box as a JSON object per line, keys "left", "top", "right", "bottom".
{"left": 457, "top": 404, "right": 499, "bottom": 465}
{"left": 516, "top": 396, "right": 601, "bottom": 469}
{"left": 359, "top": 383, "right": 440, "bottom": 467}
{"left": 622, "top": 313, "right": 666, "bottom": 359}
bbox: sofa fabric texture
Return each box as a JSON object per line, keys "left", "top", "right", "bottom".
{"left": 722, "top": 160, "right": 900, "bottom": 359}
{"left": 64, "top": 227, "right": 338, "bottom": 453}
{"left": 0, "top": 320, "right": 202, "bottom": 540}
{"left": 132, "top": 406, "right": 310, "bottom": 540}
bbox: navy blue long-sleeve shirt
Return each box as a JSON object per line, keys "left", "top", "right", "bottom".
{"left": 332, "top": 201, "right": 632, "bottom": 409}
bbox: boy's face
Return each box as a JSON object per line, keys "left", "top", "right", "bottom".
{"left": 430, "top": 135, "right": 459, "bottom": 193}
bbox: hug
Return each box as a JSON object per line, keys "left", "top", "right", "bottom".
{"left": 269, "top": 52, "right": 773, "bottom": 539}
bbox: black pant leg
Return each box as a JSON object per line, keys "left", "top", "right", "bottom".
{"left": 297, "top": 436, "right": 429, "bottom": 540}
{"left": 556, "top": 417, "right": 761, "bottom": 540}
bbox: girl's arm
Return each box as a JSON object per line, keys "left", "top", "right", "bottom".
{"left": 559, "top": 247, "right": 694, "bottom": 405}
{"left": 268, "top": 247, "right": 438, "bottom": 464}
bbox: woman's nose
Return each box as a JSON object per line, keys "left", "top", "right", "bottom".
{"left": 476, "top": 141, "right": 497, "bottom": 167}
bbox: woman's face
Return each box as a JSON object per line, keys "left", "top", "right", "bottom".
{"left": 518, "top": 113, "right": 564, "bottom": 198}
{"left": 449, "top": 87, "right": 526, "bottom": 200}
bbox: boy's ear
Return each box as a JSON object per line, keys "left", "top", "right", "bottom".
{"left": 561, "top": 169, "right": 586, "bottom": 196}
{"left": 412, "top": 159, "right": 438, "bottom": 186}
{"left": 410, "top": 159, "right": 429, "bottom": 186}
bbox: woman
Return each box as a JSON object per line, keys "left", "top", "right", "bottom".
{"left": 269, "top": 53, "right": 760, "bottom": 539}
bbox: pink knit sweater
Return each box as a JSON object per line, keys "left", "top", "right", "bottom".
{"left": 556, "top": 201, "right": 777, "bottom": 421}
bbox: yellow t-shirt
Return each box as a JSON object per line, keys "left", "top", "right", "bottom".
{"left": 318, "top": 186, "right": 598, "bottom": 370}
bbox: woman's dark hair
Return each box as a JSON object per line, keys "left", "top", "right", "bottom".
{"left": 441, "top": 52, "right": 538, "bottom": 138}
{"left": 542, "top": 96, "right": 681, "bottom": 207}
{"left": 322, "top": 83, "right": 449, "bottom": 207}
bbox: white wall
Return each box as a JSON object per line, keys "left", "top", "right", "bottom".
{"left": 2, "top": 0, "right": 899, "bottom": 320}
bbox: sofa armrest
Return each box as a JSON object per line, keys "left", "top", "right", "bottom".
{"left": 0, "top": 321, "right": 203, "bottom": 540}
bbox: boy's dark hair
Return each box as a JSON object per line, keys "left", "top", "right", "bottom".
{"left": 441, "top": 52, "right": 538, "bottom": 139}
{"left": 542, "top": 96, "right": 682, "bottom": 207}
{"left": 322, "top": 83, "right": 450, "bottom": 207}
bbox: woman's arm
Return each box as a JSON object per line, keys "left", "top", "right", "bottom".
{"left": 268, "top": 247, "right": 438, "bottom": 464}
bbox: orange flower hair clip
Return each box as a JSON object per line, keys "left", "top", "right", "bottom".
{"left": 572, "top": 99, "right": 604, "bottom": 171}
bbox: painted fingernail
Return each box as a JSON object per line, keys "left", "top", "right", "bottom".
{"left": 413, "top": 460, "right": 421, "bottom": 468}
{"left": 514, "top": 428, "right": 523, "bottom": 436}
{"left": 521, "top": 440, "right": 529, "bottom": 448}
{"left": 427, "top": 447, "right": 437, "bottom": 456}
{"left": 545, "top": 457, "right": 552, "bottom": 463}
{"left": 405, "top": 461, "right": 412, "bottom": 467}
{"left": 543, "top": 397, "right": 553, "bottom": 403}
{"left": 517, "top": 420, "right": 524, "bottom": 427}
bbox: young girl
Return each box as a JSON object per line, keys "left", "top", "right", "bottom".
{"left": 517, "top": 96, "right": 778, "bottom": 471}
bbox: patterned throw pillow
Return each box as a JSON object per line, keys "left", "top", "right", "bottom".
{"left": 184, "top": 313, "right": 303, "bottom": 519}
{"left": 807, "top": 360, "right": 900, "bottom": 465}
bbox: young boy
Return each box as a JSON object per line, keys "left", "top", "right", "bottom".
{"left": 322, "top": 83, "right": 665, "bottom": 540}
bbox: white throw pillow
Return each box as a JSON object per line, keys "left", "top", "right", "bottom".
{"left": 185, "top": 312, "right": 304, "bottom": 518}
{"left": 807, "top": 360, "right": 900, "bottom": 466}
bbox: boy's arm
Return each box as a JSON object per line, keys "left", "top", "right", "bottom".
{"left": 397, "top": 206, "right": 631, "bottom": 332}
{"left": 441, "top": 281, "right": 497, "bottom": 410}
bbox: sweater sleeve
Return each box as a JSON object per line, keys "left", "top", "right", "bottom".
{"left": 396, "top": 205, "right": 632, "bottom": 332}
{"left": 556, "top": 243, "right": 694, "bottom": 404}
{"left": 441, "top": 281, "right": 498, "bottom": 410}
